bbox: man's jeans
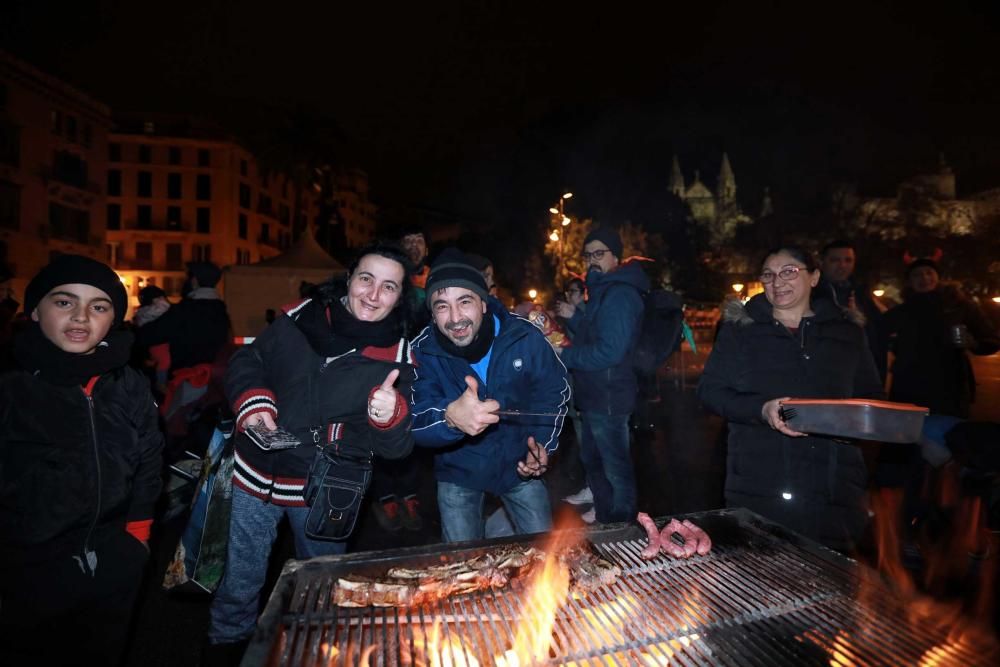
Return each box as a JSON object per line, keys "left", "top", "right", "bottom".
{"left": 438, "top": 479, "right": 552, "bottom": 543}
{"left": 579, "top": 412, "right": 637, "bottom": 523}
{"left": 208, "top": 485, "right": 347, "bottom": 644}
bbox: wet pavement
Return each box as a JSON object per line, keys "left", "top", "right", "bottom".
{"left": 123, "top": 344, "right": 1000, "bottom": 666}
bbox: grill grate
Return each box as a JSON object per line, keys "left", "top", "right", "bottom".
{"left": 247, "top": 509, "right": 999, "bottom": 666}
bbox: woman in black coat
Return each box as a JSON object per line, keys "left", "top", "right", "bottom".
{"left": 698, "top": 246, "right": 884, "bottom": 551}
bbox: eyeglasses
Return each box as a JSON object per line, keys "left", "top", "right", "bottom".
{"left": 581, "top": 249, "right": 610, "bottom": 261}
{"left": 566, "top": 288, "right": 583, "bottom": 295}
{"left": 760, "top": 267, "right": 803, "bottom": 284}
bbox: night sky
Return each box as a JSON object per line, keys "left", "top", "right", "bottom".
{"left": 4, "top": 1, "right": 1000, "bottom": 237}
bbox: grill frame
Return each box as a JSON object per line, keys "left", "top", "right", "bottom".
{"left": 244, "top": 508, "right": 999, "bottom": 666}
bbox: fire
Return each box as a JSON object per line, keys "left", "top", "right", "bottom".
{"left": 495, "top": 526, "right": 578, "bottom": 666}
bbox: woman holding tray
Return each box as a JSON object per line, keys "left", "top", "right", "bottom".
{"left": 698, "top": 246, "right": 884, "bottom": 552}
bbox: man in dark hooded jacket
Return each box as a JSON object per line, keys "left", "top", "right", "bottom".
{"left": 556, "top": 227, "right": 649, "bottom": 524}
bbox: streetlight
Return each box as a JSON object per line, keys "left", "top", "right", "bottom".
{"left": 732, "top": 283, "right": 744, "bottom": 294}
{"left": 549, "top": 230, "right": 560, "bottom": 242}
{"left": 528, "top": 288, "right": 538, "bottom": 300}
{"left": 562, "top": 192, "right": 573, "bottom": 200}
{"left": 873, "top": 289, "right": 886, "bottom": 298}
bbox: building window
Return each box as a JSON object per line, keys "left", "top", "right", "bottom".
{"left": 166, "top": 243, "right": 183, "bottom": 270}
{"left": 137, "top": 171, "right": 153, "bottom": 197}
{"left": 166, "top": 205, "right": 181, "bottom": 229}
{"left": 50, "top": 110, "right": 62, "bottom": 135}
{"left": 48, "top": 203, "right": 90, "bottom": 243}
{"left": 107, "top": 169, "right": 121, "bottom": 197}
{"left": 52, "top": 150, "right": 88, "bottom": 189}
{"left": 240, "top": 159, "right": 248, "bottom": 176}
{"left": 107, "top": 203, "right": 121, "bottom": 230}
{"left": 138, "top": 145, "right": 152, "bottom": 163}
{"left": 66, "top": 116, "right": 78, "bottom": 143}
{"left": 238, "top": 213, "right": 248, "bottom": 239}
{"left": 167, "top": 172, "right": 182, "bottom": 199}
{"left": 192, "top": 244, "right": 212, "bottom": 262}
{"left": 135, "top": 242, "right": 153, "bottom": 270}
{"left": 239, "top": 183, "right": 251, "bottom": 209}
{"left": 258, "top": 193, "right": 272, "bottom": 215}
{"left": 279, "top": 203, "right": 290, "bottom": 226}
{"left": 0, "top": 83, "right": 6, "bottom": 109}
{"left": 0, "top": 180, "right": 19, "bottom": 230}
{"left": 106, "top": 242, "right": 119, "bottom": 265}
{"left": 137, "top": 204, "right": 152, "bottom": 229}
{"left": 196, "top": 207, "right": 210, "bottom": 234}
{"left": 198, "top": 149, "right": 210, "bottom": 167}
{"left": 196, "top": 174, "right": 211, "bottom": 200}
{"left": 109, "top": 143, "right": 121, "bottom": 162}
{"left": 236, "top": 248, "right": 251, "bottom": 265}
{"left": 260, "top": 223, "right": 270, "bottom": 244}
{"left": 0, "top": 120, "right": 19, "bottom": 167}
{"left": 81, "top": 124, "right": 92, "bottom": 148}
{"left": 168, "top": 146, "right": 181, "bottom": 165}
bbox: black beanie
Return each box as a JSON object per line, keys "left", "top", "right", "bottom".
{"left": 24, "top": 254, "right": 128, "bottom": 325}
{"left": 424, "top": 248, "right": 490, "bottom": 307}
{"left": 583, "top": 226, "right": 623, "bottom": 259}
{"left": 187, "top": 261, "right": 222, "bottom": 288}
{"left": 138, "top": 284, "right": 167, "bottom": 307}
{"left": 906, "top": 257, "right": 940, "bottom": 277}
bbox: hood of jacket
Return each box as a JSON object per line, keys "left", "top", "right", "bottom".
{"left": 724, "top": 293, "right": 863, "bottom": 327}
{"left": 585, "top": 259, "right": 651, "bottom": 296}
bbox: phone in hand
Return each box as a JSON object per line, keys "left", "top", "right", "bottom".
{"left": 245, "top": 422, "right": 302, "bottom": 451}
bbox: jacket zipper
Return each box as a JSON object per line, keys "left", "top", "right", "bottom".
{"left": 79, "top": 378, "right": 102, "bottom": 576}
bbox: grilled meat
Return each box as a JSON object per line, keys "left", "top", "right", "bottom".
{"left": 331, "top": 543, "right": 619, "bottom": 607}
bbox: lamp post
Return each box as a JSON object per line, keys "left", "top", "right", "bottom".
{"left": 549, "top": 192, "right": 574, "bottom": 286}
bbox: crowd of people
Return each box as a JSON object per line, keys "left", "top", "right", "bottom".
{"left": 1, "top": 229, "right": 998, "bottom": 665}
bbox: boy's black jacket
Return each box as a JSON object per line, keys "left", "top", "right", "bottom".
{"left": 0, "top": 365, "right": 164, "bottom": 569}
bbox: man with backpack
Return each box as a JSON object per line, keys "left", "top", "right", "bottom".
{"left": 556, "top": 227, "right": 649, "bottom": 524}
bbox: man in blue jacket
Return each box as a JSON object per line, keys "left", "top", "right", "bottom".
{"left": 411, "top": 249, "right": 570, "bottom": 542}
{"left": 555, "top": 227, "right": 648, "bottom": 524}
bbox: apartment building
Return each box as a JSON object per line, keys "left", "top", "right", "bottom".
{"left": 0, "top": 50, "right": 113, "bottom": 304}
{"left": 106, "top": 115, "right": 317, "bottom": 302}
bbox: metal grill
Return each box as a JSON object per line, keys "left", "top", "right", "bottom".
{"left": 246, "top": 509, "right": 999, "bottom": 666}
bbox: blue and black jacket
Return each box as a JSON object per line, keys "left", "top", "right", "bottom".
{"left": 410, "top": 299, "right": 570, "bottom": 495}
{"left": 560, "top": 261, "right": 649, "bottom": 415}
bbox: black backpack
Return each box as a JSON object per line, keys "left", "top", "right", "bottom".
{"left": 632, "top": 289, "right": 685, "bottom": 376}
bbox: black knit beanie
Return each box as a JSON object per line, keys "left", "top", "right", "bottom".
{"left": 905, "top": 257, "right": 940, "bottom": 277}
{"left": 583, "top": 226, "right": 623, "bottom": 259}
{"left": 424, "top": 248, "right": 490, "bottom": 307}
{"left": 24, "top": 254, "right": 128, "bottom": 325}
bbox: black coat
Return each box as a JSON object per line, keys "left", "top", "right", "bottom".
{"left": 814, "top": 276, "right": 888, "bottom": 381}
{"left": 0, "top": 366, "right": 164, "bottom": 570}
{"left": 136, "top": 292, "right": 231, "bottom": 372}
{"left": 225, "top": 299, "right": 415, "bottom": 506}
{"left": 698, "top": 294, "right": 884, "bottom": 551}
{"left": 883, "top": 286, "right": 1000, "bottom": 418}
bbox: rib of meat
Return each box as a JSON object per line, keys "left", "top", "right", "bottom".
{"left": 332, "top": 543, "right": 619, "bottom": 607}
{"left": 636, "top": 512, "right": 661, "bottom": 559}
{"left": 560, "top": 543, "right": 622, "bottom": 593}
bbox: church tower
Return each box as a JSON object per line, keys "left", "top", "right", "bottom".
{"left": 717, "top": 152, "right": 737, "bottom": 204}
{"left": 668, "top": 155, "right": 686, "bottom": 198}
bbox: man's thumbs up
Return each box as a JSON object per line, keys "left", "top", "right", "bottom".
{"left": 445, "top": 375, "right": 500, "bottom": 435}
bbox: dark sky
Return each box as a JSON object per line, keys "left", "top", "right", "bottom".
{"left": 4, "top": 0, "right": 1000, "bottom": 232}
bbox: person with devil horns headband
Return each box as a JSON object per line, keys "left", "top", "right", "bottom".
{"left": 883, "top": 250, "right": 1000, "bottom": 418}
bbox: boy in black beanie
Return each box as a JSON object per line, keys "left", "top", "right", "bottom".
{"left": 0, "top": 254, "right": 164, "bottom": 665}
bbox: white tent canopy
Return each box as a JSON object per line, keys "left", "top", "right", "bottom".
{"left": 223, "top": 228, "right": 346, "bottom": 337}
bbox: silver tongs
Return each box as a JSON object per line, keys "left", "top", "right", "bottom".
{"left": 492, "top": 409, "right": 562, "bottom": 418}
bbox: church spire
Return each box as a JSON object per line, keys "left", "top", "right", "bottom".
{"left": 718, "top": 152, "right": 736, "bottom": 203}
{"left": 668, "top": 155, "right": 685, "bottom": 198}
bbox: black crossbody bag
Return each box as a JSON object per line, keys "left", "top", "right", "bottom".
{"left": 303, "top": 443, "right": 373, "bottom": 542}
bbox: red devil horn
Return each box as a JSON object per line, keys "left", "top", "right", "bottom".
{"left": 931, "top": 248, "right": 943, "bottom": 262}
{"left": 903, "top": 251, "right": 916, "bottom": 265}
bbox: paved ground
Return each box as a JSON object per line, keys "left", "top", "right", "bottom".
{"left": 123, "top": 345, "right": 999, "bottom": 666}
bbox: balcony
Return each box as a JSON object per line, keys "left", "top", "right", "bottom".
{"left": 124, "top": 220, "right": 191, "bottom": 233}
